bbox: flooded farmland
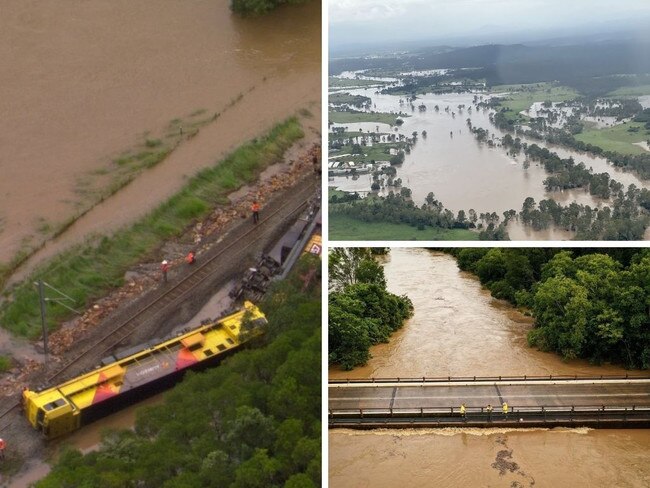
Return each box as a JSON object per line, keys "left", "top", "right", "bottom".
{"left": 329, "top": 81, "right": 650, "bottom": 228}
{"left": 0, "top": 0, "right": 320, "bottom": 265}
{"left": 329, "top": 248, "right": 650, "bottom": 487}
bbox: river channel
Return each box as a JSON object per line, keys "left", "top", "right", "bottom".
{"left": 329, "top": 82, "right": 650, "bottom": 239}
{"left": 329, "top": 248, "right": 650, "bottom": 487}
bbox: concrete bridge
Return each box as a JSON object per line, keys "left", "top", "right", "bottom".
{"left": 328, "top": 375, "right": 650, "bottom": 429}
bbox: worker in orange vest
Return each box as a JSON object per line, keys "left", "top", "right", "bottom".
{"left": 186, "top": 251, "right": 196, "bottom": 265}
{"left": 0, "top": 437, "right": 6, "bottom": 459}
{"left": 251, "top": 201, "right": 260, "bottom": 224}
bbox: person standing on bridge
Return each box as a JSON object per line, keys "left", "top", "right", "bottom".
{"left": 502, "top": 402, "right": 509, "bottom": 419}
{"left": 460, "top": 403, "right": 466, "bottom": 420}
{"left": 161, "top": 260, "right": 169, "bottom": 283}
{"left": 486, "top": 404, "right": 493, "bottom": 422}
{"left": 251, "top": 201, "right": 260, "bottom": 224}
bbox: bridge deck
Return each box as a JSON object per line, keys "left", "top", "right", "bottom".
{"left": 328, "top": 379, "right": 650, "bottom": 428}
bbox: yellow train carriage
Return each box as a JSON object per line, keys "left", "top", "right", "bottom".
{"left": 23, "top": 301, "right": 266, "bottom": 439}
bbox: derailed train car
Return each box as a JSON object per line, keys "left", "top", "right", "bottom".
{"left": 231, "top": 203, "right": 321, "bottom": 302}
{"left": 23, "top": 302, "right": 266, "bottom": 439}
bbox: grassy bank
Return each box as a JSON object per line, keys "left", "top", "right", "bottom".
{"left": 0, "top": 118, "right": 304, "bottom": 338}
{"left": 329, "top": 214, "right": 478, "bottom": 241}
{"left": 575, "top": 121, "right": 650, "bottom": 156}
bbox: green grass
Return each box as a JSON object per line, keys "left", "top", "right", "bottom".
{"left": 329, "top": 110, "right": 408, "bottom": 125}
{"left": 575, "top": 122, "right": 650, "bottom": 156}
{"left": 606, "top": 85, "right": 650, "bottom": 97}
{"left": 0, "top": 355, "right": 12, "bottom": 372}
{"left": 490, "top": 83, "right": 579, "bottom": 124}
{"left": 328, "top": 188, "right": 346, "bottom": 199}
{"left": 329, "top": 142, "right": 408, "bottom": 165}
{"left": 0, "top": 118, "right": 305, "bottom": 338}
{"left": 329, "top": 214, "right": 479, "bottom": 241}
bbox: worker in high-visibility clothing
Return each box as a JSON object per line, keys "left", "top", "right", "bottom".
{"left": 502, "top": 402, "right": 509, "bottom": 418}
{"left": 459, "top": 403, "right": 466, "bottom": 419}
{"left": 251, "top": 201, "right": 260, "bottom": 224}
{"left": 0, "top": 438, "right": 6, "bottom": 459}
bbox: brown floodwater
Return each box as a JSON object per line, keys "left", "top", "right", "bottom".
{"left": 0, "top": 0, "right": 320, "bottom": 264}
{"left": 329, "top": 249, "right": 650, "bottom": 487}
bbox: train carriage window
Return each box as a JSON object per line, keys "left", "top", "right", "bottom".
{"left": 204, "top": 349, "right": 214, "bottom": 356}
{"left": 217, "top": 344, "right": 227, "bottom": 351}
{"left": 43, "top": 399, "right": 67, "bottom": 411}
{"left": 226, "top": 338, "right": 234, "bottom": 345}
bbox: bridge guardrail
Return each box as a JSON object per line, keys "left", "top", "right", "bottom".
{"left": 329, "top": 374, "right": 650, "bottom": 384}
{"left": 329, "top": 405, "right": 650, "bottom": 422}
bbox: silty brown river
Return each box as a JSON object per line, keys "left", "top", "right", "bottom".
{"left": 329, "top": 248, "right": 650, "bottom": 487}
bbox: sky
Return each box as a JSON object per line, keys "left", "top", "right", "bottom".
{"left": 329, "top": 0, "right": 650, "bottom": 53}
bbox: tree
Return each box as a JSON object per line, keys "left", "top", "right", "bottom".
{"left": 328, "top": 248, "right": 373, "bottom": 290}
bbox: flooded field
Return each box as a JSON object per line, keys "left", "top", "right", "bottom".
{"left": 329, "top": 87, "right": 650, "bottom": 217}
{"left": 329, "top": 248, "right": 650, "bottom": 487}
{"left": 0, "top": 0, "right": 320, "bottom": 265}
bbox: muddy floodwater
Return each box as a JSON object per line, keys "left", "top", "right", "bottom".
{"left": 0, "top": 0, "right": 320, "bottom": 264}
{"left": 329, "top": 249, "right": 650, "bottom": 487}
{"left": 329, "top": 87, "right": 650, "bottom": 227}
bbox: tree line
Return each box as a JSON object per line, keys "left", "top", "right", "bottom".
{"left": 36, "top": 256, "right": 322, "bottom": 488}
{"left": 329, "top": 191, "right": 510, "bottom": 240}
{"left": 448, "top": 248, "right": 650, "bottom": 368}
{"left": 329, "top": 248, "right": 413, "bottom": 370}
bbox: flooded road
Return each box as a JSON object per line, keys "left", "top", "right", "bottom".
{"left": 329, "top": 249, "right": 650, "bottom": 487}
{"left": 329, "top": 89, "right": 650, "bottom": 218}
{"left": 0, "top": 0, "right": 320, "bottom": 264}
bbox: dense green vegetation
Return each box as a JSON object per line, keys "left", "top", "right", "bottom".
{"left": 329, "top": 249, "right": 413, "bottom": 370}
{"left": 231, "top": 0, "right": 313, "bottom": 16}
{"left": 448, "top": 248, "right": 650, "bottom": 368}
{"left": 36, "top": 256, "right": 321, "bottom": 488}
{"left": 0, "top": 118, "right": 304, "bottom": 338}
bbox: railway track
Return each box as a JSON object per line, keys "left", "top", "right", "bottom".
{"left": 0, "top": 178, "right": 318, "bottom": 428}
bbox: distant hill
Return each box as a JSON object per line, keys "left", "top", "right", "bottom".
{"left": 330, "top": 41, "right": 650, "bottom": 96}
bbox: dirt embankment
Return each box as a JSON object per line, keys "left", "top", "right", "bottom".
{"left": 0, "top": 139, "right": 320, "bottom": 483}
